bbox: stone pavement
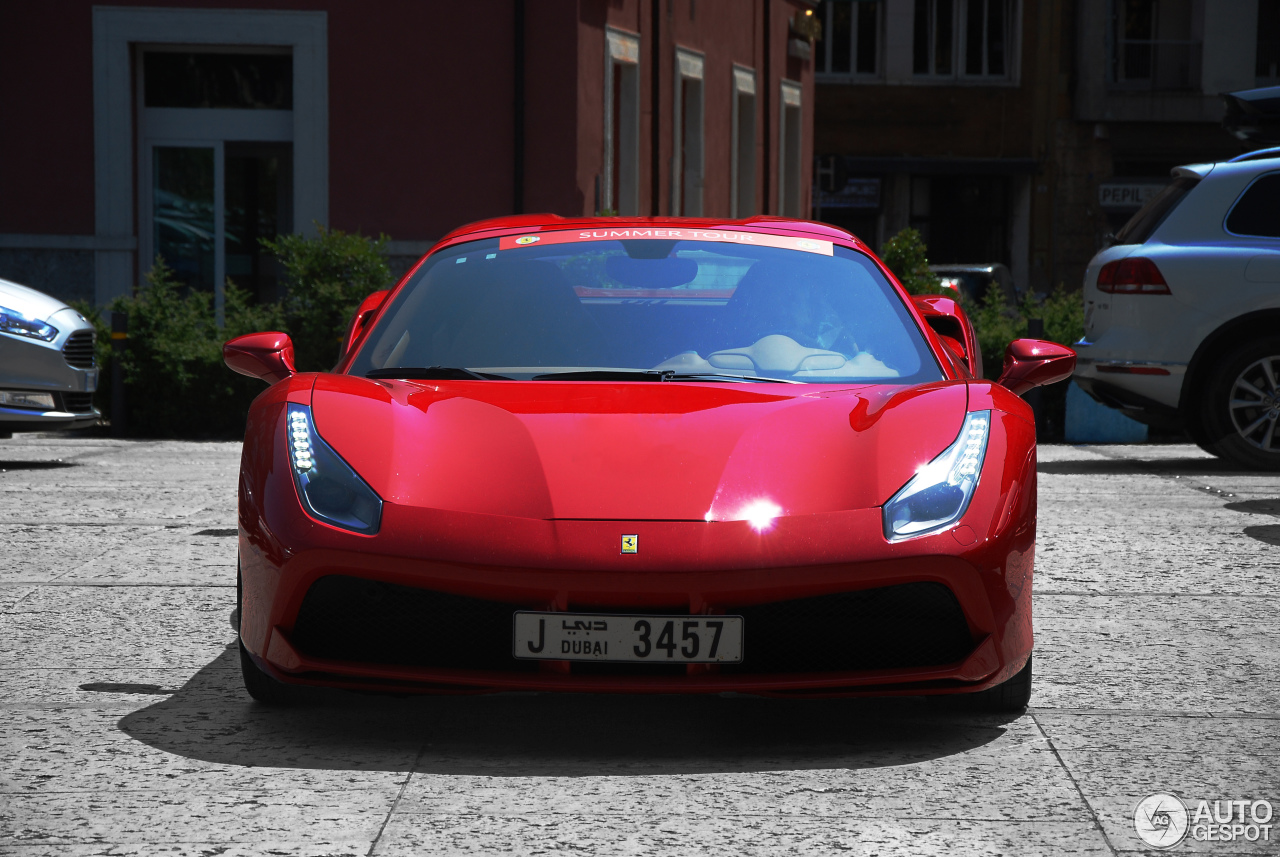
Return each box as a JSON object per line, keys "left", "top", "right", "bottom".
{"left": 0, "top": 435, "right": 1277, "bottom": 855}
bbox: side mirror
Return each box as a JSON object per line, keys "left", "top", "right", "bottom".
{"left": 912, "top": 295, "right": 982, "bottom": 378}
{"left": 998, "top": 339, "right": 1076, "bottom": 397}
{"left": 342, "top": 290, "right": 390, "bottom": 356}
{"left": 224, "top": 332, "right": 297, "bottom": 385}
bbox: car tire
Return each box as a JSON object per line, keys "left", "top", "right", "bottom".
{"left": 1202, "top": 338, "right": 1280, "bottom": 471}
{"left": 237, "top": 564, "right": 299, "bottom": 706}
{"left": 970, "top": 652, "right": 1032, "bottom": 712}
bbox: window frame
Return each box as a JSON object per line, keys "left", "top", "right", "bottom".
{"left": 603, "top": 27, "right": 642, "bottom": 216}
{"left": 730, "top": 65, "right": 758, "bottom": 218}
{"left": 815, "top": 0, "right": 884, "bottom": 82}
{"left": 671, "top": 46, "right": 706, "bottom": 217}
{"left": 776, "top": 80, "right": 805, "bottom": 218}
{"left": 911, "top": 0, "right": 1020, "bottom": 86}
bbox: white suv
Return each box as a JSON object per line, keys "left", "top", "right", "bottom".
{"left": 1074, "top": 150, "right": 1280, "bottom": 470}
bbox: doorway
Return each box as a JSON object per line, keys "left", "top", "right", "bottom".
{"left": 138, "top": 48, "right": 294, "bottom": 321}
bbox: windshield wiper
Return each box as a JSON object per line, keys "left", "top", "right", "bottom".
{"left": 531, "top": 370, "right": 803, "bottom": 384}
{"left": 366, "top": 366, "right": 510, "bottom": 381}
{"left": 664, "top": 372, "right": 804, "bottom": 384}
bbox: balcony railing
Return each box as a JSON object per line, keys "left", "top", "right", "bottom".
{"left": 1112, "top": 39, "right": 1203, "bottom": 91}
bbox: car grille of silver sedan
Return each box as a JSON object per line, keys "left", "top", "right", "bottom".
{"left": 62, "top": 331, "right": 96, "bottom": 369}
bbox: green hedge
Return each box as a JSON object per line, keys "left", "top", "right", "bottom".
{"left": 879, "top": 228, "right": 1083, "bottom": 376}
{"left": 86, "top": 226, "right": 392, "bottom": 438}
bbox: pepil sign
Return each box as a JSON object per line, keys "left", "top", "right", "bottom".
{"left": 1099, "top": 181, "right": 1168, "bottom": 210}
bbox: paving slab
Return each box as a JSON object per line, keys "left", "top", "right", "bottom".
{"left": 0, "top": 435, "right": 1276, "bottom": 855}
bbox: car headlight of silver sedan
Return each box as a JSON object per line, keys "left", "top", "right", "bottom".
{"left": 883, "top": 411, "right": 991, "bottom": 540}
{"left": 0, "top": 305, "right": 59, "bottom": 342}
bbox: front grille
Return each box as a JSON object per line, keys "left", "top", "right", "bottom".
{"left": 62, "top": 331, "right": 96, "bottom": 369}
{"left": 291, "top": 575, "right": 539, "bottom": 672}
{"left": 61, "top": 393, "right": 95, "bottom": 413}
{"left": 722, "top": 583, "right": 973, "bottom": 674}
{"left": 290, "top": 576, "right": 974, "bottom": 678}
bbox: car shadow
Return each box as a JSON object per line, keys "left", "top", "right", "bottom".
{"left": 0, "top": 460, "right": 78, "bottom": 471}
{"left": 1224, "top": 498, "right": 1280, "bottom": 517}
{"left": 1037, "top": 457, "right": 1264, "bottom": 476}
{"left": 1242, "top": 525, "right": 1280, "bottom": 546}
{"left": 116, "top": 642, "right": 1014, "bottom": 777}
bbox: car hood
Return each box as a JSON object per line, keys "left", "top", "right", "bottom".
{"left": 0, "top": 277, "right": 71, "bottom": 321}
{"left": 310, "top": 376, "right": 969, "bottom": 521}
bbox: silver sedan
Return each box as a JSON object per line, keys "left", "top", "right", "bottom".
{"left": 0, "top": 277, "right": 100, "bottom": 436}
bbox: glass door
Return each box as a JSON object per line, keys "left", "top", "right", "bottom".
{"left": 138, "top": 48, "right": 294, "bottom": 324}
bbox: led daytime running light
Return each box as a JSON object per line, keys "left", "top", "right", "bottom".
{"left": 289, "top": 410, "right": 314, "bottom": 472}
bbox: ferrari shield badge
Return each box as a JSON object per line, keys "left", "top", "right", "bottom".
{"left": 621, "top": 534, "right": 638, "bottom": 554}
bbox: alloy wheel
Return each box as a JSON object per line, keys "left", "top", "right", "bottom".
{"left": 1228, "top": 354, "right": 1280, "bottom": 452}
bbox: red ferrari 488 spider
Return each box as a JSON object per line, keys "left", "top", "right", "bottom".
{"left": 225, "top": 215, "right": 1074, "bottom": 709}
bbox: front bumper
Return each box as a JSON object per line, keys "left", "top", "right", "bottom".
{"left": 0, "top": 321, "right": 100, "bottom": 432}
{"left": 240, "top": 499, "right": 1035, "bottom": 698}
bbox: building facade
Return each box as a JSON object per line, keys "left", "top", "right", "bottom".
{"left": 0, "top": 1, "right": 815, "bottom": 309}
{"left": 813, "top": 0, "right": 1278, "bottom": 295}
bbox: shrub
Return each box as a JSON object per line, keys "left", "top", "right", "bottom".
{"left": 84, "top": 227, "right": 393, "bottom": 437}
{"left": 263, "top": 225, "right": 394, "bottom": 372}
{"left": 879, "top": 228, "right": 945, "bottom": 295}
{"left": 105, "top": 259, "right": 285, "bottom": 437}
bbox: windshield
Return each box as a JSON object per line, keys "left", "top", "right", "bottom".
{"left": 350, "top": 231, "right": 942, "bottom": 385}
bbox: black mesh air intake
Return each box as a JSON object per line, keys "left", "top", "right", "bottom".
{"left": 722, "top": 582, "right": 974, "bottom": 674}
{"left": 290, "top": 575, "right": 538, "bottom": 672}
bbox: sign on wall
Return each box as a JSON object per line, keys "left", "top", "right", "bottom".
{"left": 1099, "top": 181, "right": 1169, "bottom": 210}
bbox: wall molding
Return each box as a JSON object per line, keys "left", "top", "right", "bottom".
{"left": 0, "top": 234, "right": 137, "bottom": 251}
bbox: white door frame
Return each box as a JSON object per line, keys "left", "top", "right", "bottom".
{"left": 92, "top": 7, "right": 326, "bottom": 306}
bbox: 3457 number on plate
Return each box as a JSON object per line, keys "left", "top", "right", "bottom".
{"left": 513, "top": 613, "right": 744, "bottom": 663}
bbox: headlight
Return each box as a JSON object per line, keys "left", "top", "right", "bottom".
{"left": 0, "top": 305, "right": 58, "bottom": 342}
{"left": 883, "top": 410, "right": 990, "bottom": 540}
{"left": 286, "top": 405, "right": 382, "bottom": 534}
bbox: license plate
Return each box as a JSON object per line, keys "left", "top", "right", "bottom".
{"left": 513, "top": 612, "right": 744, "bottom": 663}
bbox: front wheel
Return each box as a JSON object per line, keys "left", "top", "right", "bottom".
{"left": 238, "top": 564, "right": 299, "bottom": 706}
{"left": 1202, "top": 338, "right": 1280, "bottom": 471}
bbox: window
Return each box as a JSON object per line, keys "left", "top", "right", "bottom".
{"left": 815, "top": 1, "right": 881, "bottom": 78}
{"left": 352, "top": 238, "right": 942, "bottom": 387}
{"left": 603, "top": 28, "right": 641, "bottom": 215}
{"left": 914, "top": 0, "right": 955, "bottom": 76}
{"left": 1113, "top": 176, "right": 1199, "bottom": 245}
{"left": 777, "top": 81, "right": 804, "bottom": 218}
{"left": 963, "top": 0, "right": 1008, "bottom": 76}
{"left": 672, "top": 48, "right": 705, "bottom": 216}
{"left": 1226, "top": 173, "right": 1280, "bottom": 239}
{"left": 731, "top": 66, "right": 757, "bottom": 218}
{"left": 138, "top": 48, "right": 295, "bottom": 320}
{"left": 1260, "top": 1, "right": 1280, "bottom": 85}
{"left": 1111, "top": 0, "right": 1199, "bottom": 91}
{"left": 913, "top": 0, "right": 1016, "bottom": 80}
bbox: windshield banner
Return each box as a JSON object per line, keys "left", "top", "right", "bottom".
{"left": 499, "top": 228, "right": 834, "bottom": 255}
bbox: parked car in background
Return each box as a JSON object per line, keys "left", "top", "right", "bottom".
{"left": 0, "top": 278, "right": 100, "bottom": 437}
{"left": 930, "top": 263, "right": 1018, "bottom": 308}
{"left": 1073, "top": 151, "right": 1280, "bottom": 470}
